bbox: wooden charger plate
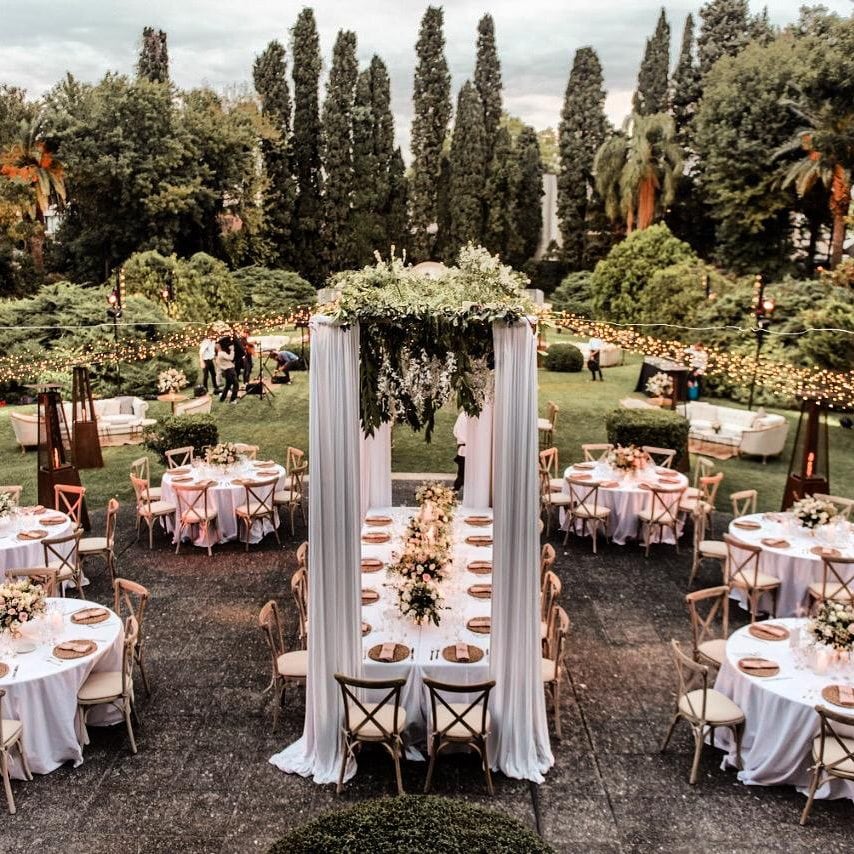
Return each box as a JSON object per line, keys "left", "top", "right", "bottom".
{"left": 733, "top": 520, "right": 761, "bottom": 530}
{"left": 361, "top": 558, "right": 384, "bottom": 573}
{"left": 368, "top": 643, "right": 409, "bottom": 663}
{"left": 71, "top": 607, "right": 110, "bottom": 625}
{"left": 365, "top": 516, "right": 392, "bottom": 527}
{"left": 467, "top": 561, "right": 492, "bottom": 575}
{"left": 17, "top": 530, "right": 48, "bottom": 541}
{"left": 465, "top": 535, "right": 493, "bottom": 547}
{"left": 465, "top": 516, "right": 492, "bottom": 527}
{"left": 0, "top": 662, "right": 8, "bottom": 678}
{"left": 467, "top": 617, "right": 491, "bottom": 635}
{"left": 53, "top": 639, "right": 97, "bottom": 660}
{"left": 821, "top": 685, "right": 854, "bottom": 709}
{"left": 574, "top": 462, "right": 595, "bottom": 470}
{"left": 41, "top": 515, "right": 66, "bottom": 526}
{"left": 361, "top": 588, "right": 380, "bottom": 605}
{"left": 810, "top": 546, "right": 842, "bottom": 558}
{"left": 467, "top": 584, "right": 492, "bottom": 600}
{"left": 362, "top": 532, "right": 390, "bottom": 544}
{"left": 737, "top": 657, "right": 779, "bottom": 677}
{"left": 748, "top": 623, "right": 790, "bottom": 641}
{"left": 442, "top": 644, "right": 484, "bottom": 663}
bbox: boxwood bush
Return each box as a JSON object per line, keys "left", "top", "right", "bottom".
{"left": 268, "top": 796, "right": 553, "bottom": 854}
{"left": 143, "top": 415, "right": 219, "bottom": 463}
{"left": 544, "top": 343, "right": 584, "bottom": 373}
{"left": 605, "top": 407, "right": 690, "bottom": 470}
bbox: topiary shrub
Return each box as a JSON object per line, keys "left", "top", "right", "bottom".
{"left": 605, "top": 407, "right": 690, "bottom": 469}
{"left": 544, "top": 343, "right": 584, "bottom": 373}
{"left": 232, "top": 266, "right": 317, "bottom": 315}
{"left": 268, "top": 796, "right": 553, "bottom": 854}
{"left": 143, "top": 414, "right": 218, "bottom": 463}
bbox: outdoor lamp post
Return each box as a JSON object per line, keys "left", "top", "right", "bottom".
{"left": 747, "top": 274, "right": 775, "bottom": 412}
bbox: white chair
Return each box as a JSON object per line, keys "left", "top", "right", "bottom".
{"left": 9, "top": 412, "right": 38, "bottom": 452}
{"left": 0, "top": 688, "right": 32, "bottom": 814}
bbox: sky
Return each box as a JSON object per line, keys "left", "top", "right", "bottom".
{"left": 1, "top": 1, "right": 850, "bottom": 159}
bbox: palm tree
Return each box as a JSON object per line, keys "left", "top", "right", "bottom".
{"left": 594, "top": 113, "right": 682, "bottom": 233}
{"left": 0, "top": 115, "right": 66, "bottom": 271}
{"left": 775, "top": 99, "right": 853, "bottom": 269}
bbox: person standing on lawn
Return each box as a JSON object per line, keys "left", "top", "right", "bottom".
{"left": 198, "top": 335, "right": 220, "bottom": 394}
{"left": 216, "top": 337, "right": 239, "bottom": 404}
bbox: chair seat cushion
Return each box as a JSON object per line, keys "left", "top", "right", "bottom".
{"left": 541, "top": 656, "right": 557, "bottom": 682}
{"left": 2, "top": 719, "right": 22, "bottom": 746}
{"left": 549, "top": 478, "right": 564, "bottom": 492}
{"left": 731, "top": 571, "right": 780, "bottom": 590}
{"left": 349, "top": 704, "right": 407, "bottom": 739}
{"left": 273, "top": 490, "right": 299, "bottom": 504}
{"left": 78, "top": 670, "right": 123, "bottom": 702}
{"left": 145, "top": 500, "right": 176, "bottom": 516}
{"left": 180, "top": 508, "right": 218, "bottom": 523}
{"left": 235, "top": 502, "right": 273, "bottom": 517}
{"left": 573, "top": 505, "right": 610, "bottom": 520}
{"left": 148, "top": 486, "right": 163, "bottom": 500}
{"left": 537, "top": 418, "right": 553, "bottom": 432}
{"left": 79, "top": 536, "right": 108, "bottom": 553}
{"left": 637, "top": 508, "right": 678, "bottom": 524}
{"left": 684, "top": 486, "right": 701, "bottom": 499}
{"left": 698, "top": 638, "right": 726, "bottom": 666}
{"left": 812, "top": 734, "right": 854, "bottom": 778}
{"left": 548, "top": 495, "right": 573, "bottom": 507}
{"left": 808, "top": 582, "right": 854, "bottom": 601}
{"left": 678, "top": 689, "right": 744, "bottom": 725}
{"left": 434, "top": 703, "right": 491, "bottom": 738}
{"left": 46, "top": 562, "right": 74, "bottom": 581}
{"left": 276, "top": 650, "right": 308, "bottom": 678}
{"left": 680, "top": 499, "right": 713, "bottom": 515}
{"left": 699, "top": 540, "right": 727, "bottom": 558}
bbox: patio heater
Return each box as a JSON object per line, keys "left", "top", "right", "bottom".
{"left": 30, "top": 382, "right": 91, "bottom": 528}
{"left": 781, "top": 398, "right": 829, "bottom": 510}
{"left": 70, "top": 366, "right": 103, "bottom": 470}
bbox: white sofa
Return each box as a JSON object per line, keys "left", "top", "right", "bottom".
{"left": 174, "top": 394, "right": 213, "bottom": 416}
{"left": 9, "top": 396, "right": 153, "bottom": 451}
{"left": 684, "top": 401, "right": 788, "bottom": 461}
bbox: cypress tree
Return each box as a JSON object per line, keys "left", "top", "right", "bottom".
{"left": 253, "top": 40, "right": 296, "bottom": 265}
{"left": 697, "top": 0, "right": 750, "bottom": 77}
{"left": 369, "top": 56, "right": 396, "bottom": 241}
{"left": 386, "top": 149, "right": 409, "bottom": 252}
{"left": 671, "top": 15, "right": 700, "bottom": 139}
{"left": 557, "top": 47, "right": 610, "bottom": 268}
{"left": 351, "top": 69, "right": 378, "bottom": 264}
{"left": 410, "top": 6, "right": 452, "bottom": 260}
{"left": 291, "top": 8, "right": 324, "bottom": 283}
{"left": 514, "top": 125, "right": 544, "bottom": 266}
{"left": 633, "top": 9, "right": 670, "bottom": 115}
{"left": 137, "top": 27, "right": 169, "bottom": 83}
{"left": 446, "top": 81, "right": 487, "bottom": 262}
{"left": 474, "top": 14, "right": 502, "bottom": 159}
{"left": 483, "top": 127, "right": 518, "bottom": 259}
{"left": 322, "top": 30, "right": 358, "bottom": 270}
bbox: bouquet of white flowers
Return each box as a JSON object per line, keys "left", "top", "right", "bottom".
{"left": 397, "top": 578, "right": 445, "bottom": 627}
{"left": 606, "top": 444, "right": 649, "bottom": 473}
{"left": 791, "top": 495, "right": 837, "bottom": 530}
{"left": 809, "top": 601, "right": 854, "bottom": 653}
{"left": 645, "top": 371, "right": 674, "bottom": 398}
{"left": 415, "top": 481, "right": 458, "bottom": 513}
{"left": 388, "top": 548, "right": 449, "bottom": 585}
{"left": 403, "top": 515, "right": 452, "bottom": 560}
{"left": 0, "top": 490, "right": 17, "bottom": 519}
{"left": 157, "top": 368, "right": 188, "bottom": 395}
{"left": 0, "top": 579, "right": 46, "bottom": 634}
{"left": 206, "top": 442, "right": 241, "bottom": 467}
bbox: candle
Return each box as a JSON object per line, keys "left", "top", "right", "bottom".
{"left": 816, "top": 648, "right": 830, "bottom": 675}
{"left": 53, "top": 448, "right": 60, "bottom": 468}
{"left": 806, "top": 452, "right": 814, "bottom": 477}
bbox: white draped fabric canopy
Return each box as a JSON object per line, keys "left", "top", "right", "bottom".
{"left": 271, "top": 317, "right": 552, "bottom": 783}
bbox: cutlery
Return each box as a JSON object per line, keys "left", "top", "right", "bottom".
{"left": 11, "top": 665, "right": 18, "bottom": 679}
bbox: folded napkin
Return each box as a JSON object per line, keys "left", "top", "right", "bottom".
{"left": 18, "top": 530, "right": 47, "bottom": 540}
{"left": 469, "top": 617, "right": 490, "bottom": 628}
{"left": 571, "top": 473, "right": 592, "bottom": 481}
{"left": 366, "top": 516, "right": 392, "bottom": 525}
{"left": 32, "top": 505, "right": 45, "bottom": 513}
{"left": 740, "top": 657, "right": 777, "bottom": 671}
{"left": 811, "top": 546, "right": 841, "bottom": 558}
{"left": 655, "top": 467, "right": 673, "bottom": 475}
{"left": 761, "top": 538, "right": 790, "bottom": 549}
{"left": 169, "top": 467, "right": 190, "bottom": 475}
{"left": 455, "top": 642, "right": 470, "bottom": 662}
{"left": 733, "top": 520, "right": 761, "bottom": 529}
{"left": 379, "top": 642, "right": 396, "bottom": 662}
{"left": 839, "top": 686, "right": 854, "bottom": 705}
{"left": 59, "top": 641, "right": 91, "bottom": 653}
{"left": 754, "top": 624, "right": 787, "bottom": 638}
{"left": 599, "top": 480, "right": 619, "bottom": 489}
{"left": 574, "top": 462, "right": 595, "bottom": 470}
{"left": 76, "top": 607, "right": 107, "bottom": 619}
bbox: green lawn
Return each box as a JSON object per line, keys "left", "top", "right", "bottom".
{"left": 1, "top": 347, "right": 851, "bottom": 514}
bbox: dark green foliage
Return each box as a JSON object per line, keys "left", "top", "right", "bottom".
{"left": 635, "top": 260, "right": 728, "bottom": 327}
{"left": 590, "top": 224, "right": 696, "bottom": 323}
{"left": 386, "top": 149, "right": 409, "bottom": 252}
{"left": 514, "top": 126, "right": 544, "bottom": 266}
{"left": 557, "top": 48, "right": 610, "bottom": 268}
{"left": 474, "top": 14, "right": 502, "bottom": 159}
{"left": 697, "top": 0, "right": 751, "bottom": 77}
{"left": 322, "top": 30, "right": 358, "bottom": 270}
{"left": 231, "top": 266, "right": 316, "bottom": 315}
{"left": 268, "top": 795, "right": 553, "bottom": 854}
{"left": 144, "top": 415, "right": 219, "bottom": 464}
{"left": 550, "top": 270, "right": 593, "bottom": 316}
{"left": 446, "top": 81, "right": 487, "bottom": 261}
{"left": 483, "top": 127, "right": 519, "bottom": 261}
{"left": 290, "top": 8, "right": 325, "bottom": 283}
{"left": 633, "top": 9, "right": 671, "bottom": 115}
{"left": 253, "top": 41, "right": 296, "bottom": 267}
{"left": 137, "top": 27, "right": 169, "bottom": 83}
{"left": 671, "top": 14, "right": 700, "bottom": 139}
{"left": 410, "top": 6, "right": 452, "bottom": 260}
{"left": 545, "top": 343, "right": 584, "bottom": 372}
{"left": 606, "top": 408, "right": 690, "bottom": 468}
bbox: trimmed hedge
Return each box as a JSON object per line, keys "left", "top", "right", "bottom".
{"left": 268, "top": 796, "right": 553, "bottom": 854}
{"left": 605, "top": 408, "right": 690, "bottom": 470}
{"left": 544, "top": 343, "right": 584, "bottom": 373}
{"left": 143, "top": 415, "right": 219, "bottom": 464}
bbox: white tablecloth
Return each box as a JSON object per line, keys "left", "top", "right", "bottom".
{"left": 727, "top": 513, "right": 854, "bottom": 617}
{"left": 714, "top": 618, "right": 854, "bottom": 802}
{"left": 359, "top": 507, "right": 493, "bottom": 750}
{"left": 0, "top": 512, "right": 74, "bottom": 572}
{"left": 560, "top": 463, "right": 688, "bottom": 545}
{"left": 0, "top": 597, "right": 123, "bottom": 779}
{"left": 160, "top": 461, "right": 287, "bottom": 546}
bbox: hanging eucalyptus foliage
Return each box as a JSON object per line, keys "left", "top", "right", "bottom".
{"left": 331, "top": 244, "right": 534, "bottom": 439}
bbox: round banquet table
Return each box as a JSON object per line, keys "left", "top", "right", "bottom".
{"left": 0, "top": 597, "right": 124, "bottom": 779}
{"left": 727, "top": 513, "right": 854, "bottom": 617}
{"left": 713, "top": 618, "right": 854, "bottom": 803}
{"left": 560, "top": 462, "right": 688, "bottom": 545}
{"left": 0, "top": 510, "right": 74, "bottom": 572}
{"left": 159, "top": 459, "right": 287, "bottom": 547}
{"left": 359, "top": 507, "right": 494, "bottom": 754}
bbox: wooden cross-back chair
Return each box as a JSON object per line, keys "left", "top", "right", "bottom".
{"left": 808, "top": 556, "right": 854, "bottom": 611}
{"left": 54, "top": 484, "right": 86, "bottom": 530}
{"left": 274, "top": 464, "right": 307, "bottom": 536}
{"left": 79, "top": 497, "right": 119, "bottom": 582}
{"left": 637, "top": 484, "right": 685, "bottom": 557}
{"left": 4, "top": 567, "right": 58, "bottom": 597}
{"left": 0, "top": 486, "right": 22, "bottom": 505}
{"left": 813, "top": 493, "right": 854, "bottom": 520}
{"left": 258, "top": 600, "right": 307, "bottom": 731}
{"left": 538, "top": 447, "right": 563, "bottom": 493}
{"left": 538, "top": 401, "right": 559, "bottom": 447}
{"left": 0, "top": 687, "right": 31, "bottom": 813}
{"left": 564, "top": 478, "right": 610, "bottom": 553}
{"left": 164, "top": 446, "right": 193, "bottom": 469}
{"left": 542, "top": 605, "right": 570, "bottom": 739}
{"left": 723, "top": 534, "right": 780, "bottom": 622}
{"left": 685, "top": 456, "right": 715, "bottom": 499}
{"left": 643, "top": 446, "right": 676, "bottom": 468}
{"left": 539, "top": 470, "right": 571, "bottom": 538}
{"left": 42, "top": 530, "right": 83, "bottom": 598}
{"left": 173, "top": 483, "right": 218, "bottom": 556}
{"left": 130, "top": 456, "right": 161, "bottom": 500}
{"left": 582, "top": 443, "right": 613, "bottom": 462}
{"left": 114, "top": 577, "right": 151, "bottom": 695}
{"left": 688, "top": 503, "right": 727, "bottom": 588}
{"left": 685, "top": 586, "right": 730, "bottom": 668}
{"left": 129, "top": 474, "right": 176, "bottom": 550}
{"left": 800, "top": 705, "right": 854, "bottom": 825}
{"left": 730, "top": 489, "right": 758, "bottom": 518}
{"left": 540, "top": 543, "right": 555, "bottom": 585}
{"left": 290, "top": 567, "right": 308, "bottom": 649}
{"left": 236, "top": 476, "right": 280, "bottom": 550}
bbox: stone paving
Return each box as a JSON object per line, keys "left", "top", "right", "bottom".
{"left": 1, "top": 485, "right": 852, "bottom": 853}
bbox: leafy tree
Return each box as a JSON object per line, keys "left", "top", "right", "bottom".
{"left": 557, "top": 48, "right": 610, "bottom": 268}
{"left": 290, "top": 8, "right": 325, "bottom": 283}
{"left": 514, "top": 125, "right": 544, "bottom": 266}
{"left": 799, "top": 298, "right": 854, "bottom": 372}
{"left": 410, "top": 6, "right": 452, "bottom": 260}
{"left": 671, "top": 14, "right": 700, "bottom": 140}
{"left": 253, "top": 41, "right": 296, "bottom": 266}
{"left": 697, "top": 0, "right": 751, "bottom": 77}
{"left": 589, "top": 223, "right": 696, "bottom": 323}
{"left": 633, "top": 9, "right": 670, "bottom": 116}
{"left": 446, "top": 81, "right": 487, "bottom": 261}
{"left": 137, "top": 27, "right": 169, "bottom": 83}
{"left": 550, "top": 270, "right": 593, "bottom": 316}
{"left": 483, "top": 127, "right": 519, "bottom": 260}
{"left": 231, "top": 266, "right": 316, "bottom": 315}
{"left": 635, "top": 260, "right": 729, "bottom": 327}
{"left": 474, "top": 14, "right": 502, "bottom": 160}
{"left": 0, "top": 86, "right": 33, "bottom": 148}
{"left": 322, "top": 30, "right": 358, "bottom": 271}
{"left": 386, "top": 149, "right": 409, "bottom": 252}
{"left": 594, "top": 113, "right": 682, "bottom": 234}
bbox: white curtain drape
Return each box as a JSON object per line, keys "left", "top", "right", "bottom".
{"left": 360, "top": 422, "right": 392, "bottom": 516}
{"left": 270, "top": 319, "right": 362, "bottom": 783}
{"left": 489, "top": 319, "right": 554, "bottom": 781}
{"left": 461, "top": 403, "right": 493, "bottom": 509}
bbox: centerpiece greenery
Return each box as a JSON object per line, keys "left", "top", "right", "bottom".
{"left": 791, "top": 495, "right": 838, "bottom": 530}
{"left": 0, "top": 578, "right": 46, "bottom": 635}
{"left": 397, "top": 579, "right": 445, "bottom": 627}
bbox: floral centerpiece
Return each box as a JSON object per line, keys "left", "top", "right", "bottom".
{"left": 0, "top": 490, "right": 17, "bottom": 519}
{"left": 0, "top": 579, "right": 46, "bottom": 635}
{"left": 645, "top": 371, "right": 673, "bottom": 399}
{"left": 403, "top": 515, "right": 452, "bottom": 559}
{"left": 388, "top": 548, "right": 449, "bottom": 585}
{"left": 711, "top": 420, "right": 722, "bottom": 434}
{"left": 157, "top": 368, "right": 188, "bottom": 395}
{"left": 397, "top": 579, "right": 445, "bottom": 627}
{"left": 791, "top": 495, "right": 837, "bottom": 530}
{"left": 808, "top": 601, "right": 854, "bottom": 653}
{"left": 606, "top": 444, "right": 649, "bottom": 474}
{"left": 415, "top": 481, "right": 458, "bottom": 515}
{"left": 206, "top": 442, "right": 241, "bottom": 468}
